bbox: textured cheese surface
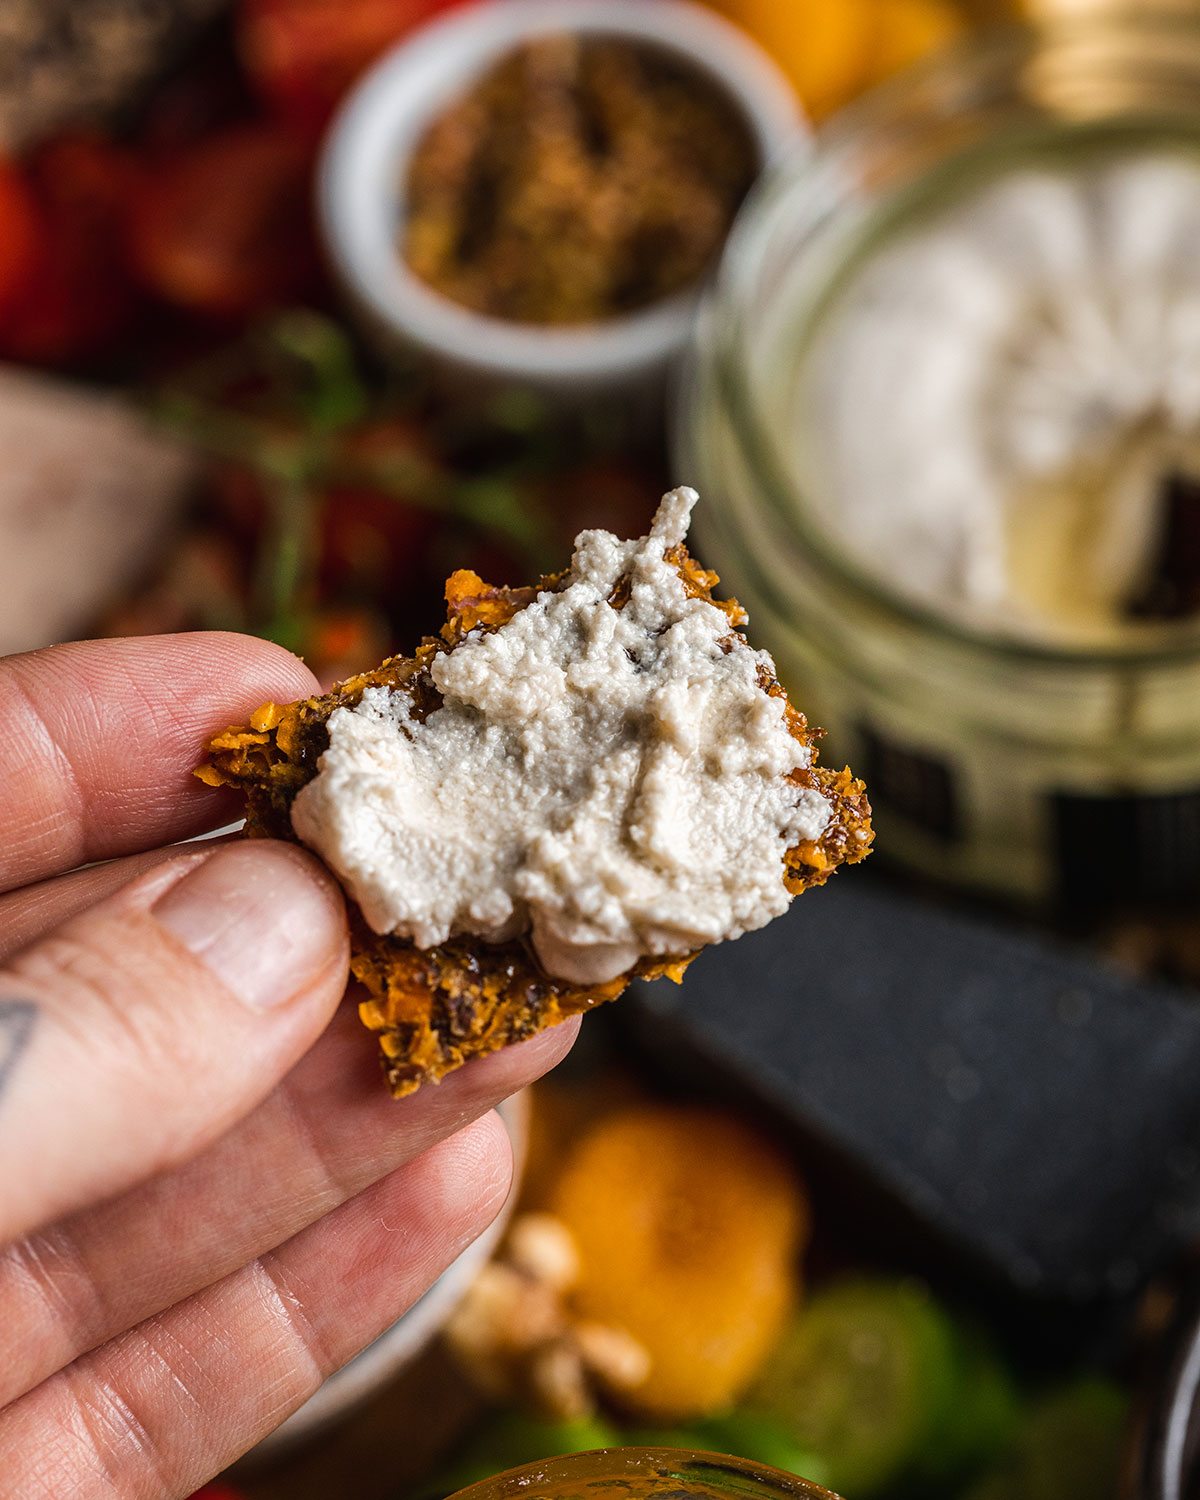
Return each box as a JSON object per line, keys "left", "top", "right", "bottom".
{"left": 291, "top": 488, "right": 830, "bottom": 983}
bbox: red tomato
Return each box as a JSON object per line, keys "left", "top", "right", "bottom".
{"left": 185, "top": 1484, "right": 248, "bottom": 1500}
{"left": 319, "top": 486, "right": 437, "bottom": 594}
{"left": 320, "top": 418, "right": 443, "bottom": 594}
{"left": 211, "top": 460, "right": 272, "bottom": 539}
{"left": 125, "top": 123, "right": 321, "bottom": 319}
{"left": 0, "top": 158, "right": 39, "bottom": 322}
{"left": 237, "top": 0, "right": 462, "bottom": 127}
{"left": 0, "top": 136, "right": 140, "bottom": 365}
{"left": 303, "top": 604, "right": 394, "bottom": 683}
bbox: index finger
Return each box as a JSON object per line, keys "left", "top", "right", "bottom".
{"left": 0, "top": 633, "right": 319, "bottom": 894}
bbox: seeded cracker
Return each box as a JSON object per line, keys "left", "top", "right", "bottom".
{"left": 199, "top": 493, "right": 872, "bottom": 1096}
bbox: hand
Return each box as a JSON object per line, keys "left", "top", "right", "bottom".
{"left": 0, "top": 633, "right": 578, "bottom": 1498}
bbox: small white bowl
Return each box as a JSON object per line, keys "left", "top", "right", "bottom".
{"left": 318, "top": 0, "right": 804, "bottom": 397}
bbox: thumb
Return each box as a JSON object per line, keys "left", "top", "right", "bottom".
{"left": 0, "top": 841, "right": 348, "bottom": 1244}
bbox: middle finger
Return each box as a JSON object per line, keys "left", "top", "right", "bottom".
{"left": 0, "top": 1003, "right": 579, "bottom": 1406}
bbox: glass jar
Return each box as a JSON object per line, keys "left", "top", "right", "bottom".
{"left": 677, "top": 11, "right": 1200, "bottom": 912}
{"left": 446, "top": 1448, "right": 839, "bottom": 1500}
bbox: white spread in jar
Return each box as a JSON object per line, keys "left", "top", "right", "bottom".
{"left": 290, "top": 488, "right": 831, "bottom": 984}
{"left": 798, "top": 153, "right": 1200, "bottom": 642}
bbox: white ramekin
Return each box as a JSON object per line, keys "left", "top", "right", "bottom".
{"left": 318, "top": 0, "right": 804, "bottom": 396}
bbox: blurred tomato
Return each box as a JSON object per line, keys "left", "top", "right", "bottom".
{"left": 0, "top": 158, "right": 39, "bottom": 322}
{"left": 137, "top": 31, "right": 259, "bottom": 159}
{"left": 126, "top": 123, "right": 321, "bottom": 319}
{"left": 320, "top": 485, "right": 437, "bottom": 595}
{"left": 185, "top": 1485, "right": 248, "bottom": 1500}
{"left": 209, "top": 419, "right": 442, "bottom": 596}
{"left": 238, "top": 0, "right": 462, "bottom": 128}
{"left": 0, "top": 137, "right": 139, "bottom": 365}
{"left": 211, "top": 459, "right": 272, "bottom": 539}
{"left": 303, "top": 604, "right": 395, "bottom": 682}
{"left": 320, "top": 416, "right": 443, "bottom": 592}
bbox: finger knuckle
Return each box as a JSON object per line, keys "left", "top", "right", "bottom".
{"left": 0, "top": 1228, "right": 113, "bottom": 1406}
{"left": 251, "top": 1256, "right": 336, "bottom": 1382}
{"left": 5, "top": 924, "right": 171, "bottom": 1062}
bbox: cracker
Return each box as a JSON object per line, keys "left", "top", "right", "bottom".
{"left": 199, "top": 543, "right": 872, "bottom": 1096}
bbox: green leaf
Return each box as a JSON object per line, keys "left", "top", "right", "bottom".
{"left": 270, "top": 310, "right": 369, "bottom": 433}
{"left": 253, "top": 468, "right": 318, "bottom": 638}
{"left": 453, "top": 477, "right": 558, "bottom": 572}
{"left": 484, "top": 387, "right": 551, "bottom": 435}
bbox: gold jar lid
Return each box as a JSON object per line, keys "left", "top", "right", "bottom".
{"left": 1021, "top": 0, "right": 1200, "bottom": 17}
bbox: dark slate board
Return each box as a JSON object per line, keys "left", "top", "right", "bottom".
{"left": 628, "top": 879, "right": 1200, "bottom": 1301}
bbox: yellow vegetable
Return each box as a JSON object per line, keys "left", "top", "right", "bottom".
{"left": 865, "top": 0, "right": 966, "bottom": 87}
{"left": 707, "top": 0, "right": 968, "bottom": 120}
{"left": 708, "top": 0, "right": 876, "bottom": 119}
{"left": 520, "top": 1076, "right": 645, "bottom": 1213}
{"left": 549, "top": 1104, "right": 808, "bottom": 1421}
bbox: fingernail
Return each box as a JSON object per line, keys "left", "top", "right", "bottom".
{"left": 154, "top": 842, "right": 345, "bottom": 1009}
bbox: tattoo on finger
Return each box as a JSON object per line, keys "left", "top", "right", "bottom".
{"left": 0, "top": 1000, "right": 35, "bottom": 1107}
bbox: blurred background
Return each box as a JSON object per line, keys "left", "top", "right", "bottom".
{"left": 16, "top": 0, "right": 1200, "bottom": 1497}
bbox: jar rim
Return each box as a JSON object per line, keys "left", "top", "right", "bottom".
{"left": 445, "top": 1448, "right": 839, "bottom": 1500}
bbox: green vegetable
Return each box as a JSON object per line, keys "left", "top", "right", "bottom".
{"left": 691, "top": 1411, "right": 833, "bottom": 1490}
{"left": 910, "top": 1321, "right": 1022, "bottom": 1489}
{"left": 962, "top": 1376, "right": 1127, "bottom": 1500}
{"left": 1021, "top": 1377, "right": 1128, "bottom": 1500}
{"left": 741, "top": 1276, "right": 960, "bottom": 1497}
{"left": 959, "top": 1473, "right": 1011, "bottom": 1500}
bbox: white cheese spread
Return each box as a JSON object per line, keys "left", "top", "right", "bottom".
{"left": 290, "top": 488, "right": 831, "bottom": 984}
{"left": 798, "top": 153, "right": 1200, "bottom": 642}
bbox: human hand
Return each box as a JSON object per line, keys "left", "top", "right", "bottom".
{"left": 0, "top": 633, "right": 578, "bottom": 1498}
